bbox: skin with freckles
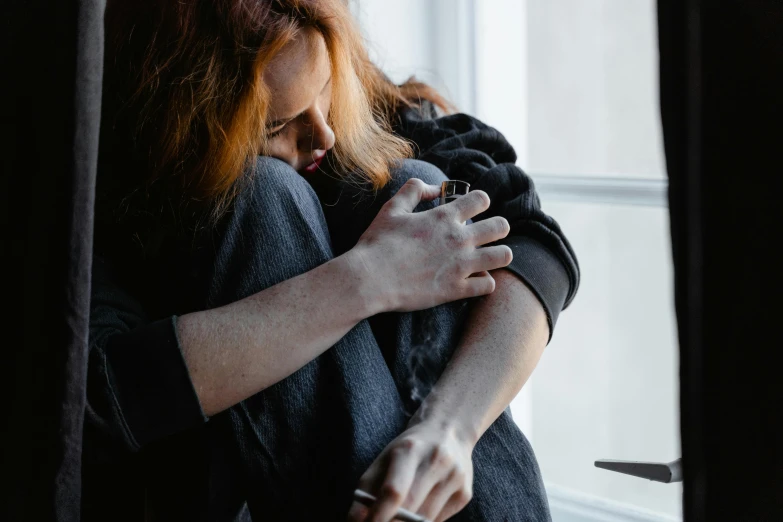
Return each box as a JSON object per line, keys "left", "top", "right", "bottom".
{"left": 174, "top": 28, "right": 550, "bottom": 522}
{"left": 347, "top": 268, "right": 549, "bottom": 522}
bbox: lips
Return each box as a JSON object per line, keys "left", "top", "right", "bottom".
{"left": 302, "top": 152, "right": 326, "bottom": 174}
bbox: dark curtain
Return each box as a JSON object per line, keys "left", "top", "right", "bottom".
{"left": 659, "top": 0, "right": 783, "bottom": 520}
{"left": 1, "top": 1, "right": 105, "bottom": 521}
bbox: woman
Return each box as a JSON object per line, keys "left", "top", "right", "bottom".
{"left": 87, "top": 1, "right": 579, "bottom": 521}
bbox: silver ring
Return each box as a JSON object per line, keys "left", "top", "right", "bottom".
{"left": 440, "top": 180, "right": 470, "bottom": 205}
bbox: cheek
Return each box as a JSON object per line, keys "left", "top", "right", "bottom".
{"left": 321, "top": 85, "right": 333, "bottom": 120}
{"left": 265, "top": 136, "right": 297, "bottom": 159}
{"left": 321, "top": 99, "right": 334, "bottom": 142}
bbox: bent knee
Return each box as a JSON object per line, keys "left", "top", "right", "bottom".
{"left": 249, "top": 156, "right": 313, "bottom": 197}
{"left": 219, "top": 155, "right": 333, "bottom": 260}
{"left": 390, "top": 159, "right": 448, "bottom": 190}
{"left": 239, "top": 156, "right": 321, "bottom": 211}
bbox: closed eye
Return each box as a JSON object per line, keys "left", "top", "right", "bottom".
{"left": 267, "top": 125, "right": 285, "bottom": 139}
{"left": 265, "top": 75, "right": 331, "bottom": 140}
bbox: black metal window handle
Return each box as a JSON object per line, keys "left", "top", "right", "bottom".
{"left": 594, "top": 458, "right": 682, "bottom": 483}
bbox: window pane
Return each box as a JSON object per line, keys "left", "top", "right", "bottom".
{"left": 531, "top": 200, "right": 681, "bottom": 518}
{"left": 527, "top": 0, "right": 666, "bottom": 179}
{"left": 354, "top": 1, "right": 680, "bottom": 518}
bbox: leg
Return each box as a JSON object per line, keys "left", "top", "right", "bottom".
{"left": 311, "top": 160, "right": 470, "bottom": 412}
{"left": 308, "top": 159, "right": 449, "bottom": 257}
{"left": 313, "top": 160, "right": 552, "bottom": 521}
{"left": 200, "top": 157, "right": 411, "bottom": 521}
{"left": 457, "top": 419, "right": 552, "bottom": 521}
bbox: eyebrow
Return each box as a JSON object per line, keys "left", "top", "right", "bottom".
{"left": 267, "top": 75, "right": 332, "bottom": 129}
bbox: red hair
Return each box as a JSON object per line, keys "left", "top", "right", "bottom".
{"left": 101, "top": 0, "right": 452, "bottom": 219}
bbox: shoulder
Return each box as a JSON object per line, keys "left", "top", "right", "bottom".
{"left": 392, "top": 104, "right": 517, "bottom": 166}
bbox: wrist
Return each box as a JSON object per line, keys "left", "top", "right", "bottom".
{"left": 408, "top": 400, "right": 480, "bottom": 448}
{"left": 338, "top": 247, "right": 389, "bottom": 317}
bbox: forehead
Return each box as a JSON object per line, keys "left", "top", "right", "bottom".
{"left": 263, "top": 28, "right": 330, "bottom": 121}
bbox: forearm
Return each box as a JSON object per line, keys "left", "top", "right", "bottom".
{"left": 177, "top": 249, "right": 378, "bottom": 416}
{"left": 410, "top": 269, "right": 550, "bottom": 444}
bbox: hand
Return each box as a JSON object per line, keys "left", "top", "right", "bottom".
{"left": 347, "top": 422, "right": 475, "bottom": 522}
{"left": 349, "top": 178, "right": 512, "bottom": 313}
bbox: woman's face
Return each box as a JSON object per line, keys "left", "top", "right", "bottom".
{"left": 263, "top": 29, "right": 335, "bottom": 175}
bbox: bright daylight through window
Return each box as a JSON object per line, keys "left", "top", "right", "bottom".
{"left": 352, "top": 0, "right": 680, "bottom": 520}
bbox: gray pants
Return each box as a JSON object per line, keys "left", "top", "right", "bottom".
{"left": 202, "top": 157, "right": 550, "bottom": 521}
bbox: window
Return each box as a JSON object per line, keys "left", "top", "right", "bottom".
{"left": 352, "top": 0, "right": 681, "bottom": 519}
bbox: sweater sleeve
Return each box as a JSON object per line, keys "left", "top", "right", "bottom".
{"left": 394, "top": 107, "right": 580, "bottom": 336}
{"left": 87, "top": 255, "right": 208, "bottom": 451}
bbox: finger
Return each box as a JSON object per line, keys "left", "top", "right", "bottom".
{"left": 386, "top": 178, "right": 442, "bottom": 214}
{"left": 423, "top": 468, "right": 471, "bottom": 522}
{"left": 444, "top": 190, "right": 490, "bottom": 222}
{"left": 368, "top": 445, "right": 420, "bottom": 522}
{"left": 469, "top": 245, "right": 513, "bottom": 273}
{"left": 459, "top": 272, "right": 496, "bottom": 298}
{"left": 468, "top": 270, "right": 491, "bottom": 278}
{"left": 354, "top": 462, "right": 387, "bottom": 521}
{"left": 466, "top": 216, "right": 511, "bottom": 246}
{"left": 417, "top": 480, "right": 459, "bottom": 522}
{"left": 357, "top": 460, "right": 385, "bottom": 496}
{"left": 347, "top": 501, "right": 370, "bottom": 522}
{"left": 433, "top": 489, "right": 474, "bottom": 522}
{"left": 403, "top": 453, "right": 453, "bottom": 514}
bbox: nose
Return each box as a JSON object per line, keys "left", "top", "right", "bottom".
{"left": 299, "top": 109, "right": 335, "bottom": 153}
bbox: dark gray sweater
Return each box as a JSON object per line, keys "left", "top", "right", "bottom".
{"left": 84, "top": 107, "right": 580, "bottom": 520}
